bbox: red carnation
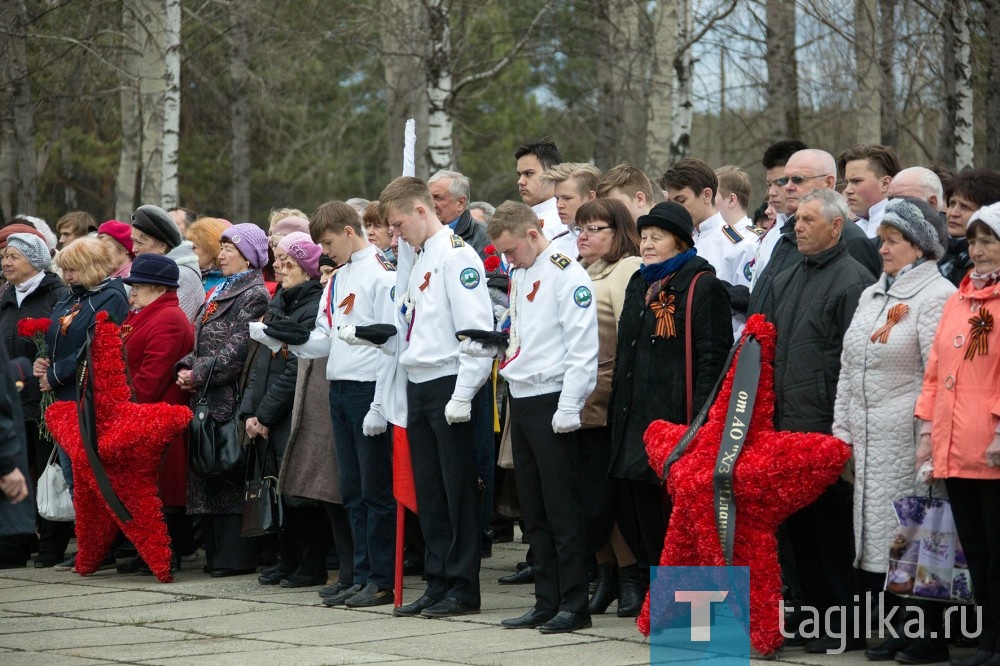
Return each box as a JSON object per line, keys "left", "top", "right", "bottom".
{"left": 17, "top": 317, "right": 52, "bottom": 340}
{"left": 484, "top": 255, "right": 502, "bottom": 272}
{"left": 484, "top": 244, "right": 496, "bottom": 255}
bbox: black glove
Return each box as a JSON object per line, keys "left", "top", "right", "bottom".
{"left": 264, "top": 319, "right": 310, "bottom": 346}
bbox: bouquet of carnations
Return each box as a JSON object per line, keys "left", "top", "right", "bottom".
{"left": 17, "top": 317, "right": 54, "bottom": 441}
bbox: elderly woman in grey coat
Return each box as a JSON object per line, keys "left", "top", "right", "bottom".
{"left": 832, "top": 198, "right": 955, "bottom": 663}
{"left": 177, "top": 223, "right": 270, "bottom": 577}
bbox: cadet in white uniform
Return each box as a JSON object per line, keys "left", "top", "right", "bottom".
{"left": 282, "top": 202, "right": 397, "bottom": 608}
{"left": 471, "top": 201, "right": 598, "bottom": 634}
{"left": 379, "top": 177, "right": 494, "bottom": 619}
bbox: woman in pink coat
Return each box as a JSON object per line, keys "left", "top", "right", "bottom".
{"left": 916, "top": 202, "right": 1000, "bottom": 666}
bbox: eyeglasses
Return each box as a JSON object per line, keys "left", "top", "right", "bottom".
{"left": 776, "top": 174, "right": 829, "bottom": 186}
{"left": 570, "top": 224, "right": 613, "bottom": 236}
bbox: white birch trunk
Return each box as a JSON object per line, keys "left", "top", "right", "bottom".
{"left": 161, "top": 0, "right": 181, "bottom": 209}
{"left": 951, "top": 0, "right": 974, "bottom": 170}
{"left": 229, "top": 3, "right": 251, "bottom": 221}
{"left": 425, "top": 0, "right": 454, "bottom": 172}
{"left": 854, "top": 0, "right": 881, "bottom": 144}
{"left": 116, "top": 2, "right": 143, "bottom": 220}
{"left": 138, "top": 0, "right": 166, "bottom": 205}
{"left": 669, "top": 0, "right": 693, "bottom": 163}
{"left": 646, "top": 0, "right": 677, "bottom": 173}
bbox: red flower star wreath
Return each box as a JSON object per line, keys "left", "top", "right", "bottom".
{"left": 639, "top": 314, "right": 850, "bottom": 655}
{"left": 45, "top": 312, "right": 192, "bottom": 582}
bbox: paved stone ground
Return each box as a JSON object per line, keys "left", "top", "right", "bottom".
{"left": 0, "top": 537, "right": 973, "bottom": 665}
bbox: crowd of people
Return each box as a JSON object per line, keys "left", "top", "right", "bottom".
{"left": 0, "top": 137, "right": 998, "bottom": 663}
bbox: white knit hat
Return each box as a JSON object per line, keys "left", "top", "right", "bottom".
{"left": 7, "top": 233, "right": 51, "bottom": 271}
{"left": 968, "top": 201, "right": 1000, "bottom": 240}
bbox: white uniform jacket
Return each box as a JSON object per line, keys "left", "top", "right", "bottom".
{"left": 292, "top": 244, "right": 396, "bottom": 404}
{"left": 500, "top": 249, "right": 598, "bottom": 407}
{"left": 398, "top": 227, "right": 493, "bottom": 400}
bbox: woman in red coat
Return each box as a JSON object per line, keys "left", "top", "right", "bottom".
{"left": 119, "top": 254, "right": 195, "bottom": 573}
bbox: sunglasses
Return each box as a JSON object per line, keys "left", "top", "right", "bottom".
{"left": 775, "top": 174, "right": 829, "bottom": 186}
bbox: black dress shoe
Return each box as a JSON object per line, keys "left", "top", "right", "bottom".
{"left": 498, "top": 565, "right": 535, "bottom": 585}
{"left": 318, "top": 582, "right": 353, "bottom": 598}
{"left": 345, "top": 583, "right": 393, "bottom": 607}
{"left": 538, "top": 610, "right": 592, "bottom": 634}
{"left": 866, "top": 635, "right": 911, "bottom": 660}
{"left": 501, "top": 608, "right": 556, "bottom": 629}
{"left": 393, "top": 594, "right": 439, "bottom": 617}
{"left": 951, "top": 652, "right": 996, "bottom": 666}
{"left": 321, "top": 583, "right": 362, "bottom": 606}
{"left": 210, "top": 568, "right": 255, "bottom": 578}
{"left": 258, "top": 569, "right": 289, "bottom": 585}
{"left": 805, "top": 636, "right": 868, "bottom": 654}
{"left": 116, "top": 555, "right": 143, "bottom": 574}
{"left": 279, "top": 574, "right": 326, "bottom": 588}
{"left": 895, "top": 637, "right": 949, "bottom": 664}
{"left": 33, "top": 557, "right": 62, "bottom": 569}
{"left": 420, "top": 597, "right": 480, "bottom": 618}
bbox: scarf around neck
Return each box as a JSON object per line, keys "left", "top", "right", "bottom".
{"left": 639, "top": 248, "right": 697, "bottom": 284}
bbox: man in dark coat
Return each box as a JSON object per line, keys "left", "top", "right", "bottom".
{"left": 748, "top": 148, "right": 881, "bottom": 315}
{"left": 761, "top": 188, "right": 876, "bottom": 654}
{"left": 0, "top": 341, "right": 35, "bottom": 567}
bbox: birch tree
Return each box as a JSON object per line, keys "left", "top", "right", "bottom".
{"left": 854, "top": 0, "right": 880, "bottom": 143}
{"left": 646, "top": 0, "right": 677, "bottom": 173}
{"left": 935, "top": 0, "right": 973, "bottom": 170}
{"left": 765, "top": 0, "right": 799, "bottom": 140}
{"left": 595, "top": 0, "right": 651, "bottom": 169}
{"left": 1, "top": 1, "right": 38, "bottom": 216}
{"left": 161, "top": 0, "right": 180, "bottom": 209}
{"left": 116, "top": 3, "right": 143, "bottom": 219}
{"left": 669, "top": 0, "right": 694, "bottom": 162}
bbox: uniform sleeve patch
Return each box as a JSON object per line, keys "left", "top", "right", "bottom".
{"left": 460, "top": 267, "right": 481, "bottom": 289}
{"left": 550, "top": 253, "right": 571, "bottom": 270}
{"left": 573, "top": 286, "right": 593, "bottom": 308}
{"left": 390, "top": 286, "right": 396, "bottom": 302}
{"left": 743, "top": 261, "right": 754, "bottom": 282}
{"left": 722, "top": 225, "right": 744, "bottom": 244}
{"left": 376, "top": 253, "right": 396, "bottom": 271}
{"left": 451, "top": 235, "right": 466, "bottom": 248}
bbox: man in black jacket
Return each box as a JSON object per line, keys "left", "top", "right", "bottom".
{"left": 748, "top": 149, "right": 881, "bottom": 315}
{"left": 764, "top": 188, "right": 875, "bottom": 654}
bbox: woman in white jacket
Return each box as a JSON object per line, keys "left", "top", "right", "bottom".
{"left": 833, "top": 198, "right": 954, "bottom": 663}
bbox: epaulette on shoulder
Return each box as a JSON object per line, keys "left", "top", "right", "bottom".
{"left": 451, "top": 235, "right": 465, "bottom": 248}
{"left": 744, "top": 224, "right": 766, "bottom": 238}
{"left": 550, "top": 253, "right": 571, "bottom": 270}
{"left": 721, "top": 224, "right": 745, "bottom": 244}
{"left": 375, "top": 252, "right": 396, "bottom": 271}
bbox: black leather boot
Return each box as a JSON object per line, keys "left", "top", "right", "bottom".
{"left": 588, "top": 564, "right": 618, "bottom": 615}
{"left": 617, "top": 565, "right": 644, "bottom": 617}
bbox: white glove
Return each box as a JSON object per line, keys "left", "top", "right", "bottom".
{"left": 459, "top": 338, "right": 502, "bottom": 359}
{"left": 337, "top": 325, "right": 381, "bottom": 348}
{"left": 552, "top": 408, "right": 581, "bottom": 433}
{"left": 444, "top": 395, "right": 472, "bottom": 425}
{"left": 493, "top": 304, "right": 509, "bottom": 323}
{"left": 249, "top": 321, "right": 283, "bottom": 353}
{"left": 362, "top": 404, "right": 388, "bottom": 436}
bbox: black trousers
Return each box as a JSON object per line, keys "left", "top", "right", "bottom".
{"left": 324, "top": 502, "right": 355, "bottom": 585}
{"left": 945, "top": 477, "right": 1000, "bottom": 652}
{"left": 203, "top": 513, "right": 257, "bottom": 571}
{"left": 613, "top": 478, "right": 670, "bottom": 571}
{"left": 783, "top": 479, "right": 859, "bottom": 635}
{"left": 578, "top": 426, "right": 614, "bottom": 554}
{"left": 407, "top": 375, "right": 481, "bottom": 606}
{"left": 510, "top": 392, "right": 588, "bottom": 614}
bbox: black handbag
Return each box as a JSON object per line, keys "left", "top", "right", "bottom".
{"left": 241, "top": 436, "right": 283, "bottom": 537}
{"left": 188, "top": 357, "right": 246, "bottom": 479}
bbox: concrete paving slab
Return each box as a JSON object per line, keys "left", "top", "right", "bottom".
{"left": 0, "top": 652, "right": 115, "bottom": 666}
{"left": 0, "top": 625, "right": 195, "bottom": 651}
{"left": 0, "top": 582, "right": 112, "bottom": 603}
{"left": 63, "top": 598, "right": 292, "bottom": 624}
{"left": 0, "top": 615, "right": 106, "bottom": 634}
{"left": 151, "top": 605, "right": 370, "bottom": 636}
{"left": 250, "top": 616, "right": 485, "bottom": 648}
{"left": 0, "top": 577, "right": 37, "bottom": 590}
{"left": 341, "top": 624, "right": 603, "bottom": 662}
{"left": 54, "top": 637, "right": 288, "bottom": 662}
{"left": 1, "top": 589, "right": 181, "bottom": 614}
{"left": 464, "top": 638, "right": 654, "bottom": 666}
{"left": 142, "top": 645, "right": 401, "bottom": 666}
